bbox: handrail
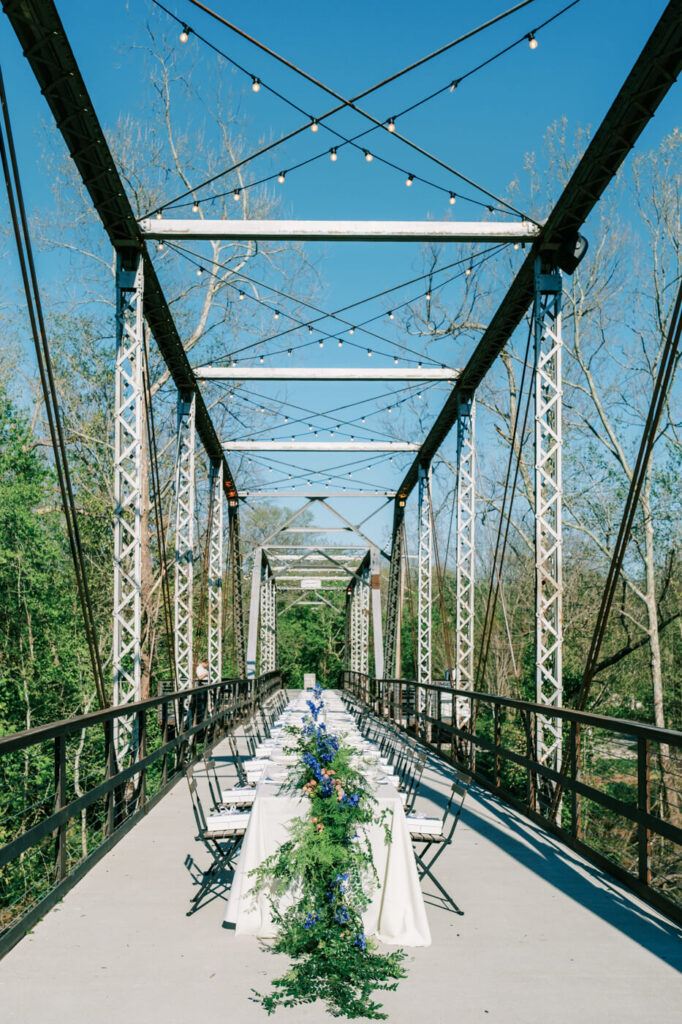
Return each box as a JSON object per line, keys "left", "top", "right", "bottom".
{"left": 342, "top": 671, "right": 682, "bottom": 926}
{"left": 0, "top": 671, "right": 283, "bottom": 959}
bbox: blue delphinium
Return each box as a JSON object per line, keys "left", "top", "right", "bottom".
{"left": 354, "top": 932, "right": 367, "bottom": 951}
{"left": 304, "top": 911, "right": 320, "bottom": 929}
{"left": 334, "top": 905, "right": 350, "bottom": 925}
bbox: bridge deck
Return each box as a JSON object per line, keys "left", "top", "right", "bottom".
{"left": 1, "top": 725, "right": 680, "bottom": 1023}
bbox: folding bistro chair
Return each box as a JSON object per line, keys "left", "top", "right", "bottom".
{"left": 406, "top": 767, "right": 470, "bottom": 914}
{"left": 400, "top": 749, "right": 427, "bottom": 814}
{"left": 185, "top": 767, "right": 251, "bottom": 915}
{"left": 199, "top": 755, "right": 255, "bottom": 812}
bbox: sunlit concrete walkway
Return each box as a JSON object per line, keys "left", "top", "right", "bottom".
{"left": 1, "top": 699, "right": 681, "bottom": 1023}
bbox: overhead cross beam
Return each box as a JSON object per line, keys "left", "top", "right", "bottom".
{"left": 139, "top": 219, "right": 540, "bottom": 243}
{"left": 226, "top": 441, "right": 418, "bottom": 451}
{"left": 395, "top": 1, "right": 682, "bottom": 503}
{"left": 197, "top": 367, "right": 455, "bottom": 381}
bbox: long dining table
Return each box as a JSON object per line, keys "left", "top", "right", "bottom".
{"left": 223, "top": 689, "right": 432, "bottom": 946}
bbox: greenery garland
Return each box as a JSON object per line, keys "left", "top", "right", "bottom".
{"left": 251, "top": 685, "right": 407, "bottom": 1019}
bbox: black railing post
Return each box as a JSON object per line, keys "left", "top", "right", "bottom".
{"left": 54, "top": 734, "right": 67, "bottom": 882}
{"left": 570, "top": 721, "right": 579, "bottom": 840}
{"left": 137, "top": 706, "right": 147, "bottom": 806}
{"left": 494, "top": 703, "right": 501, "bottom": 789}
{"left": 637, "top": 736, "right": 652, "bottom": 885}
{"left": 104, "top": 719, "right": 116, "bottom": 837}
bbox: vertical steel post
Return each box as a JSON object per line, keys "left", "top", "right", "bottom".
{"left": 246, "top": 547, "right": 262, "bottom": 679}
{"left": 174, "top": 391, "right": 196, "bottom": 689}
{"left": 534, "top": 259, "right": 564, "bottom": 801}
{"left": 384, "top": 505, "right": 405, "bottom": 677}
{"left": 417, "top": 463, "right": 432, "bottom": 692}
{"left": 229, "top": 502, "right": 247, "bottom": 678}
{"left": 370, "top": 547, "right": 384, "bottom": 678}
{"left": 259, "top": 561, "right": 277, "bottom": 674}
{"left": 359, "top": 560, "right": 370, "bottom": 677}
{"left": 455, "top": 397, "right": 476, "bottom": 728}
{"left": 207, "top": 461, "right": 223, "bottom": 688}
{"left": 113, "top": 253, "right": 143, "bottom": 761}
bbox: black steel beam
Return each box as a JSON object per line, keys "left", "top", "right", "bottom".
{"left": 397, "top": 0, "right": 682, "bottom": 500}
{"left": 2, "top": 0, "right": 238, "bottom": 496}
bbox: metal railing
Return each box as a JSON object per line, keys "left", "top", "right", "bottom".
{"left": 342, "top": 671, "right": 682, "bottom": 926}
{"left": 0, "top": 671, "right": 282, "bottom": 958}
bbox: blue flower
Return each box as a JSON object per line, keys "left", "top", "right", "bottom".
{"left": 355, "top": 932, "right": 367, "bottom": 950}
{"left": 304, "top": 911, "right": 320, "bottom": 929}
{"left": 334, "top": 905, "right": 350, "bottom": 924}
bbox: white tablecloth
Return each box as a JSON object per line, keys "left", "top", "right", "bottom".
{"left": 223, "top": 694, "right": 431, "bottom": 947}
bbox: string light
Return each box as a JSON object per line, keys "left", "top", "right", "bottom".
{"left": 425, "top": 291, "right": 431, "bottom": 301}
{"left": 197, "top": 266, "right": 203, "bottom": 276}
{"left": 239, "top": 290, "right": 245, "bottom": 300}
{"left": 192, "top": 200, "right": 200, "bottom": 213}
{"left": 233, "top": 188, "right": 241, "bottom": 200}
{"left": 465, "top": 265, "right": 472, "bottom": 276}
{"left": 367, "top": 349, "right": 373, "bottom": 357}
{"left": 310, "top": 119, "right": 319, "bottom": 132}
{"left": 405, "top": 174, "right": 414, "bottom": 187}
{"left": 251, "top": 77, "right": 261, "bottom": 92}
{"left": 155, "top": 211, "right": 163, "bottom": 220}
{"left": 513, "top": 242, "right": 520, "bottom": 250}
{"left": 388, "top": 406, "right": 392, "bottom": 413}
{"left": 387, "top": 118, "right": 396, "bottom": 133}
{"left": 388, "top": 310, "right": 394, "bottom": 320}
{"left": 528, "top": 32, "right": 538, "bottom": 49}
{"left": 179, "top": 25, "right": 190, "bottom": 43}
{"left": 277, "top": 171, "right": 286, "bottom": 183}
{"left": 338, "top": 339, "right": 343, "bottom": 348}
{"left": 308, "top": 324, "right": 313, "bottom": 334}
{"left": 449, "top": 193, "right": 456, "bottom": 205}
{"left": 349, "top": 328, "right": 355, "bottom": 335}
{"left": 273, "top": 309, "right": 280, "bottom": 319}
{"left": 394, "top": 357, "right": 398, "bottom": 365}
{"left": 364, "top": 151, "right": 373, "bottom": 162}
{"left": 287, "top": 348, "right": 292, "bottom": 356}
{"left": 157, "top": 241, "right": 164, "bottom": 251}
{"left": 259, "top": 354, "right": 264, "bottom": 363}
{"left": 329, "top": 148, "right": 338, "bottom": 162}
{"left": 319, "top": 339, "right": 324, "bottom": 348}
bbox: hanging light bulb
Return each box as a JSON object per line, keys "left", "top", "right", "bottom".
{"left": 260, "top": 406, "right": 265, "bottom": 413}
{"left": 179, "top": 25, "right": 190, "bottom": 43}
{"left": 367, "top": 349, "right": 373, "bottom": 357}
{"left": 329, "top": 148, "right": 338, "bottom": 162}
{"left": 319, "top": 339, "right": 324, "bottom": 348}
{"left": 417, "top": 392, "right": 422, "bottom": 400}
{"left": 405, "top": 174, "right": 414, "bottom": 187}
{"left": 387, "top": 117, "right": 396, "bottom": 133}
{"left": 425, "top": 291, "right": 431, "bottom": 301}
{"left": 284, "top": 416, "right": 288, "bottom": 423}
{"left": 155, "top": 211, "right": 163, "bottom": 220}
{"left": 277, "top": 171, "right": 286, "bottom": 183}
{"left": 449, "top": 192, "right": 456, "bottom": 205}
{"left": 196, "top": 266, "right": 203, "bottom": 277}
{"left": 513, "top": 242, "right": 520, "bottom": 251}
{"left": 252, "top": 77, "right": 261, "bottom": 92}
{"left": 239, "top": 290, "right": 245, "bottom": 300}
{"left": 273, "top": 309, "right": 280, "bottom": 319}
{"left": 309, "top": 424, "right": 313, "bottom": 431}
{"left": 364, "top": 150, "right": 373, "bottom": 162}
{"left": 388, "top": 310, "right": 394, "bottom": 320}
{"left": 349, "top": 327, "right": 355, "bottom": 335}
{"left": 330, "top": 430, "right": 335, "bottom": 437}
{"left": 157, "top": 241, "right": 164, "bottom": 251}
{"left": 259, "top": 354, "right": 264, "bottom": 363}
{"left": 394, "top": 357, "right": 399, "bottom": 365}
{"left": 308, "top": 324, "right": 313, "bottom": 334}
{"left": 287, "top": 348, "right": 292, "bottom": 356}
{"left": 191, "top": 200, "right": 199, "bottom": 213}
{"left": 338, "top": 339, "right": 343, "bottom": 348}
{"left": 233, "top": 189, "right": 241, "bottom": 201}
{"left": 465, "top": 265, "right": 472, "bottom": 276}
{"left": 388, "top": 406, "right": 392, "bottom": 414}
{"left": 310, "top": 119, "right": 319, "bottom": 132}
{"left": 528, "top": 32, "right": 538, "bottom": 49}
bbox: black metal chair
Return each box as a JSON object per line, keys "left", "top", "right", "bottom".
{"left": 406, "top": 767, "right": 470, "bottom": 915}
{"left": 185, "top": 767, "right": 250, "bottom": 915}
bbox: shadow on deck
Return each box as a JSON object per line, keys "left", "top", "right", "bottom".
{"left": 0, "top": 730, "right": 680, "bottom": 1024}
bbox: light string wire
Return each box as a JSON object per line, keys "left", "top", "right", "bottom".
{"left": 162, "top": 239, "right": 507, "bottom": 365}
{"left": 181, "top": 0, "right": 580, "bottom": 219}
{"left": 144, "top": 0, "right": 565, "bottom": 219}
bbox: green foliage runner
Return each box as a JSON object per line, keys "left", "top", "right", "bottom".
{"left": 251, "top": 685, "right": 406, "bottom": 1018}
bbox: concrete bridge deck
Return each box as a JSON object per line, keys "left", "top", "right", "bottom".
{"left": 1, "top": 728, "right": 680, "bottom": 1024}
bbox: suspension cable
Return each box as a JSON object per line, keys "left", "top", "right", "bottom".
{"left": 0, "top": 68, "right": 107, "bottom": 710}
{"left": 475, "top": 311, "right": 535, "bottom": 689}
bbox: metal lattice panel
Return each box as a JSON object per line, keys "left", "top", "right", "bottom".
{"left": 534, "top": 263, "right": 564, "bottom": 778}
{"left": 174, "top": 392, "right": 196, "bottom": 689}
{"left": 455, "top": 399, "right": 476, "bottom": 726}
{"left": 113, "top": 255, "right": 143, "bottom": 761}
{"left": 229, "top": 504, "right": 246, "bottom": 678}
{"left": 417, "top": 464, "right": 432, "bottom": 692}
{"left": 383, "top": 510, "right": 404, "bottom": 677}
{"left": 259, "top": 569, "right": 277, "bottom": 674}
{"left": 207, "top": 462, "right": 223, "bottom": 690}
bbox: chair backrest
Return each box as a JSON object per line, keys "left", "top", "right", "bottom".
{"left": 402, "top": 750, "right": 427, "bottom": 814}
{"left": 227, "top": 732, "right": 248, "bottom": 785}
{"left": 441, "top": 768, "right": 471, "bottom": 841}
{"left": 186, "top": 768, "right": 208, "bottom": 834}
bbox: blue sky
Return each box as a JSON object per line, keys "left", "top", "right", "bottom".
{"left": 1, "top": 0, "right": 679, "bottom": 552}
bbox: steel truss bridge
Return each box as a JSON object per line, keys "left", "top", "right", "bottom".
{"left": 1, "top": 0, "right": 682, "bottom": 982}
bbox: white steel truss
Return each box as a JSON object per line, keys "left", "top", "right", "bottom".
{"left": 455, "top": 398, "right": 476, "bottom": 727}
{"left": 417, "top": 464, "right": 432, "bottom": 693}
{"left": 347, "top": 560, "right": 370, "bottom": 676}
{"left": 113, "top": 254, "right": 143, "bottom": 761}
{"left": 534, "top": 262, "right": 564, "bottom": 787}
{"left": 174, "top": 392, "right": 196, "bottom": 689}
{"left": 259, "top": 568, "right": 277, "bottom": 674}
{"left": 207, "top": 461, "right": 223, "bottom": 690}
